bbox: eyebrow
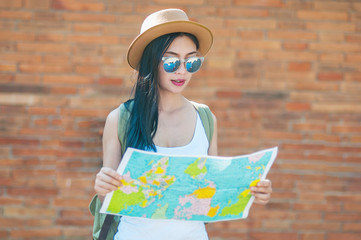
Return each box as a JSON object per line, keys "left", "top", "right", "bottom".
{"left": 164, "top": 51, "right": 198, "bottom": 57}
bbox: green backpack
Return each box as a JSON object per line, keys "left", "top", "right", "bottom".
{"left": 89, "top": 101, "right": 214, "bottom": 240}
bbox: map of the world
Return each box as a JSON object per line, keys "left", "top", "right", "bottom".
{"left": 100, "top": 147, "right": 277, "bottom": 222}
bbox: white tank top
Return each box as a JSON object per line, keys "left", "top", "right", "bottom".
{"left": 114, "top": 113, "right": 209, "bottom": 240}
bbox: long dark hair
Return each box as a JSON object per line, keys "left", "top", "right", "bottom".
{"left": 124, "top": 32, "right": 200, "bottom": 152}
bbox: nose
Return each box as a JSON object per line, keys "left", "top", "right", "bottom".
{"left": 175, "top": 61, "right": 187, "bottom": 74}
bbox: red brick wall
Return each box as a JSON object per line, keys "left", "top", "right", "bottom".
{"left": 1, "top": 0, "right": 360, "bottom": 239}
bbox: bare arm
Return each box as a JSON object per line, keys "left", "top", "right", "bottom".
{"left": 94, "top": 108, "right": 123, "bottom": 202}
{"left": 207, "top": 113, "right": 218, "bottom": 156}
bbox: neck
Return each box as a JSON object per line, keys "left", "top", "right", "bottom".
{"left": 158, "top": 92, "right": 186, "bottom": 112}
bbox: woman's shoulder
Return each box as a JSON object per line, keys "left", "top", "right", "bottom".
{"left": 105, "top": 107, "right": 119, "bottom": 126}
{"left": 106, "top": 100, "right": 134, "bottom": 123}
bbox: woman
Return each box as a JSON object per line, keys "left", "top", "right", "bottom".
{"left": 93, "top": 9, "right": 272, "bottom": 240}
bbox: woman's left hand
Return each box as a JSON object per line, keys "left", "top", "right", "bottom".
{"left": 251, "top": 179, "right": 272, "bottom": 205}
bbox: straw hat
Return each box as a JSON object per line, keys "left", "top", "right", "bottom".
{"left": 127, "top": 8, "right": 213, "bottom": 69}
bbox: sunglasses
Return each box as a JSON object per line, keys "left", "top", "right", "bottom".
{"left": 161, "top": 56, "right": 204, "bottom": 73}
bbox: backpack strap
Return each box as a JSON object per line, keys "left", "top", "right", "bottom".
{"left": 98, "top": 215, "right": 116, "bottom": 240}
{"left": 191, "top": 101, "right": 214, "bottom": 144}
{"left": 89, "top": 195, "right": 121, "bottom": 240}
{"left": 117, "top": 103, "right": 131, "bottom": 156}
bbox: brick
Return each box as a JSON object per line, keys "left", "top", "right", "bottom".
{"left": 7, "top": 187, "right": 58, "bottom": 196}
{"left": 0, "top": 93, "right": 41, "bottom": 106}
{"left": 0, "top": 30, "right": 34, "bottom": 41}
{"left": 153, "top": 0, "right": 204, "bottom": 5}
{"left": 69, "top": 35, "right": 119, "bottom": 44}
{"left": 234, "top": 0, "right": 284, "bottom": 8}
{"left": 307, "top": 22, "right": 356, "bottom": 32}
{"left": 72, "top": 23, "right": 102, "bottom": 33}
{"left": 17, "top": 21, "right": 70, "bottom": 32}
{"left": 62, "top": 12, "right": 116, "bottom": 23}
{"left": 328, "top": 233, "right": 361, "bottom": 240}
{"left": 331, "top": 125, "right": 361, "bottom": 134}
{"left": 286, "top": 102, "right": 311, "bottom": 111}
{"left": 229, "top": 40, "right": 281, "bottom": 50}
{"left": 314, "top": 1, "right": 350, "bottom": 11}
{"left": 266, "top": 51, "right": 317, "bottom": 61}
{"left": 54, "top": 198, "right": 90, "bottom": 208}
{"left": 297, "top": 10, "right": 348, "bottom": 21}
{"left": 346, "top": 53, "right": 361, "bottom": 62}
{"left": 311, "top": 133, "right": 340, "bottom": 143}
{"left": 0, "top": 218, "right": 24, "bottom": 227}
{"left": 294, "top": 203, "right": 341, "bottom": 212}
{"left": 293, "top": 123, "right": 327, "bottom": 132}
{"left": 320, "top": 53, "right": 344, "bottom": 62}
{"left": 26, "top": 219, "right": 53, "bottom": 227}
{"left": 215, "top": 90, "right": 242, "bottom": 98}
{"left": 33, "top": 11, "right": 62, "bottom": 21}
{"left": 268, "top": 30, "right": 318, "bottom": 40}
{"left": 346, "top": 34, "right": 361, "bottom": 43}
{"left": 17, "top": 42, "right": 71, "bottom": 53}
{"left": 56, "top": 217, "right": 93, "bottom": 226}
{"left": 312, "top": 103, "right": 361, "bottom": 113}
{"left": 0, "top": 52, "right": 42, "bottom": 63}
{"left": 249, "top": 232, "right": 297, "bottom": 240}
{"left": 25, "top": 0, "right": 51, "bottom": 9}
{"left": 4, "top": 207, "right": 57, "bottom": 217}
{"left": 98, "top": 77, "right": 123, "bottom": 85}
{"left": 75, "top": 65, "right": 100, "bottom": 74}
{"left": 0, "top": 64, "right": 16, "bottom": 72}
{"left": 288, "top": 62, "right": 311, "bottom": 72}
{"left": 0, "top": 137, "right": 39, "bottom": 146}
{"left": 283, "top": 42, "right": 308, "bottom": 51}
{"left": 43, "top": 75, "right": 93, "bottom": 85}
{"left": 225, "top": 19, "right": 277, "bottom": 29}
{"left": 310, "top": 42, "right": 360, "bottom": 52}
{"left": 297, "top": 212, "right": 323, "bottom": 221}
{"left": 319, "top": 32, "right": 345, "bottom": 42}
{"left": 25, "top": 198, "right": 50, "bottom": 207}
{"left": 325, "top": 213, "right": 361, "bottom": 221}
{"left": 52, "top": 0, "right": 104, "bottom": 11}
{"left": 0, "top": 0, "right": 22, "bottom": 8}
{"left": 219, "top": 8, "right": 269, "bottom": 17}
{"left": 343, "top": 223, "right": 361, "bottom": 231}
{"left": 35, "top": 33, "right": 65, "bottom": 42}
{"left": 11, "top": 229, "right": 62, "bottom": 238}
{"left": 19, "top": 63, "right": 72, "bottom": 73}
{"left": 0, "top": 230, "right": 9, "bottom": 238}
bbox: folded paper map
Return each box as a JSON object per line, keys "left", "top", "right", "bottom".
{"left": 100, "top": 147, "right": 277, "bottom": 222}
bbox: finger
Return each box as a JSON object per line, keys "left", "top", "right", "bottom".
{"left": 252, "top": 193, "right": 271, "bottom": 205}
{"left": 251, "top": 186, "right": 272, "bottom": 194}
{"left": 97, "top": 172, "right": 122, "bottom": 188}
{"left": 252, "top": 192, "right": 271, "bottom": 201}
{"left": 102, "top": 167, "right": 122, "bottom": 180}
{"left": 95, "top": 179, "right": 119, "bottom": 194}
{"left": 253, "top": 198, "right": 269, "bottom": 205}
{"left": 257, "top": 179, "right": 271, "bottom": 188}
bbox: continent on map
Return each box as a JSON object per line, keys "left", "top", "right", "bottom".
{"left": 184, "top": 157, "right": 207, "bottom": 179}
{"left": 219, "top": 179, "right": 260, "bottom": 217}
{"left": 174, "top": 181, "right": 220, "bottom": 220}
{"left": 248, "top": 152, "right": 265, "bottom": 164}
{"left": 106, "top": 157, "right": 176, "bottom": 214}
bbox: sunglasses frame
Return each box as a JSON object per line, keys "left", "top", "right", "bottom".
{"left": 161, "top": 56, "right": 205, "bottom": 73}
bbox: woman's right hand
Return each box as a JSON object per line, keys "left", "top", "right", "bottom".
{"left": 94, "top": 167, "right": 122, "bottom": 198}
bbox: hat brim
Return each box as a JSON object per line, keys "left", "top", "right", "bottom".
{"left": 127, "top": 21, "right": 213, "bottom": 69}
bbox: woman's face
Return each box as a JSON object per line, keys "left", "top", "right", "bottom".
{"left": 158, "top": 35, "right": 198, "bottom": 95}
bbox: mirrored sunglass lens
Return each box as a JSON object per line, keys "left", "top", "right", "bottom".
{"left": 186, "top": 57, "right": 202, "bottom": 73}
{"left": 163, "top": 58, "right": 180, "bottom": 72}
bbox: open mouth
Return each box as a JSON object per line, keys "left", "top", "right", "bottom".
{"left": 171, "top": 79, "right": 185, "bottom": 86}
